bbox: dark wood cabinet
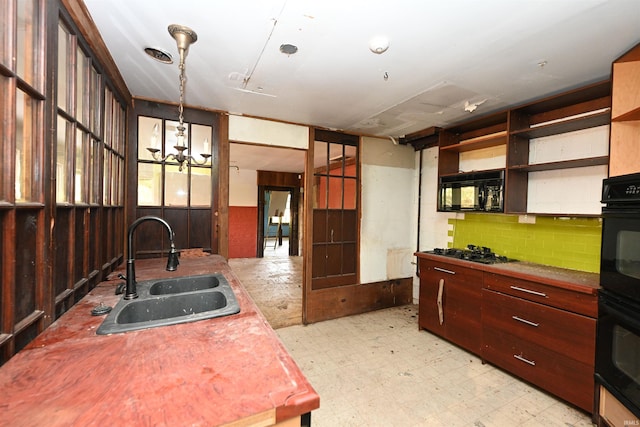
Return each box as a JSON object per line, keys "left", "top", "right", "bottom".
{"left": 418, "top": 258, "right": 483, "bottom": 354}
{"left": 416, "top": 253, "right": 599, "bottom": 414}
{"left": 481, "top": 273, "right": 597, "bottom": 413}
{"left": 434, "top": 80, "right": 611, "bottom": 215}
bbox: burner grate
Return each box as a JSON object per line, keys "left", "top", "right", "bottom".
{"left": 429, "top": 245, "right": 513, "bottom": 264}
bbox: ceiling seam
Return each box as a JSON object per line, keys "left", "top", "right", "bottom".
{"left": 242, "top": 0, "right": 289, "bottom": 89}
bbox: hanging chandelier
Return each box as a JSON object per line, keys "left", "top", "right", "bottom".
{"left": 147, "top": 24, "right": 210, "bottom": 171}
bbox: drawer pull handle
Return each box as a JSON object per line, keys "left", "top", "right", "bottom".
{"left": 514, "top": 354, "right": 536, "bottom": 366}
{"left": 434, "top": 267, "right": 456, "bottom": 275}
{"left": 512, "top": 315, "right": 540, "bottom": 327}
{"left": 510, "top": 285, "right": 547, "bottom": 298}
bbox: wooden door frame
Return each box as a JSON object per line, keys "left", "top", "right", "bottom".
{"left": 257, "top": 186, "right": 300, "bottom": 257}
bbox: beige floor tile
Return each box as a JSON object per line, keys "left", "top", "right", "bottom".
{"left": 277, "top": 305, "right": 595, "bottom": 427}
{"left": 231, "top": 255, "right": 594, "bottom": 426}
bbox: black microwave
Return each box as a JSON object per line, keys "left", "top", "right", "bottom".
{"left": 437, "top": 170, "right": 504, "bottom": 212}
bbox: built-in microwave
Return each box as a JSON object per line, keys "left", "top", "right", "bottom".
{"left": 437, "top": 170, "right": 504, "bottom": 212}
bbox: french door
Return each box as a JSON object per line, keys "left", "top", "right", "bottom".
{"left": 311, "top": 131, "right": 359, "bottom": 289}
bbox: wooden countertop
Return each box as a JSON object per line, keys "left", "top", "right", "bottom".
{"left": 0, "top": 255, "right": 319, "bottom": 426}
{"left": 415, "top": 251, "right": 600, "bottom": 295}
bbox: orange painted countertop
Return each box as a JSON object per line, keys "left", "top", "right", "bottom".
{"left": 0, "top": 255, "right": 319, "bottom": 426}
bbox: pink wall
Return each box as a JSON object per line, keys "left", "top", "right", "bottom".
{"left": 228, "top": 206, "right": 258, "bottom": 258}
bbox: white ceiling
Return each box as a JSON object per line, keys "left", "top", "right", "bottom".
{"left": 83, "top": 0, "right": 640, "bottom": 172}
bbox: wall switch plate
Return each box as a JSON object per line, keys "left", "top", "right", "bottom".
{"left": 518, "top": 214, "right": 537, "bottom": 224}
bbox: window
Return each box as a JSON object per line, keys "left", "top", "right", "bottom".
{"left": 1, "top": 0, "right": 46, "bottom": 365}
{"left": 56, "top": 115, "right": 71, "bottom": 203}
{"left": 15, "top": 88, "right": 42, "bottom": 203}
{"left": 0, "top": 0, "right": 127, "bottom": 367}
{"left": 103, "top": 87, "right": 125, "bottom": 207}
{"left": 137, "top": 116, "right": 212, "bottom": 207}
{"left": 54, "top": 18, "right": 126, "bottom": 304}
{"left": 132, "top": 101, "right": 218, "bottom": 255}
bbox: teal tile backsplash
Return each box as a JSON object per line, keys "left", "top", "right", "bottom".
{"left": 449, "top": 213, "right": 602, "bottom": 273}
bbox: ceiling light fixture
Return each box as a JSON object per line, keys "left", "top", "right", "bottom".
{"left": 146, "top": 24, "right": 210, "bottom": 171}
{"left": 144, "top": 47, "right": 173, "bottom": 64}
{"left": 280, "top": 43, "right": 298, "bottom": 55}
{"left": 464, "top": 99, "right": 487, "bottom": 113}
{"left": 369, "top": 36, "right": 389, "bottom": 54}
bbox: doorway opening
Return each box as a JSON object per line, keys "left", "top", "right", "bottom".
{"left": 227, "top": 143, "right": 305, "bottom": 328}
{"left": 258, "top": 187, "right": 300, "bottom": 258}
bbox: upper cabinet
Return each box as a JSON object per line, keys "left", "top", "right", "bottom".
{"left": 436, "top": 80, "right": 611, "bottom": 216}
{"left": 609, "top": 42, "right": 640, "bottom": 177}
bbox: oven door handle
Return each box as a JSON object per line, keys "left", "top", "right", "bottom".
{"left": 601, "top": 294, "right": 640, "bottom": 330}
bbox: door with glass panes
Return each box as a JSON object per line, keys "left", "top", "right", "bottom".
{"left": 311, "top": 132, "right": 359, "bottom": 289}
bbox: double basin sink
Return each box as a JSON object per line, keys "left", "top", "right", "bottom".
{"left": 97, "top": 273, "right": 241, "bottom": 335}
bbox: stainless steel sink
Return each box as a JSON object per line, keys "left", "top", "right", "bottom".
{"left": 96, "top": 274, "right": 240, "bottom": 335}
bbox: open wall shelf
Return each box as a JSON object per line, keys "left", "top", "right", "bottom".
{"left": 435, "top": 80, "right": 611, "bottom": 215}
{"left": 508, "top": 156, "right": 609, "bottom": 172}
{"left": 510, "top": 109, "right": 610, "bottom": 139}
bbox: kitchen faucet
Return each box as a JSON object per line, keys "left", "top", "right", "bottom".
{"left": 125, "top": 216, "right": 180, "bottom": 300}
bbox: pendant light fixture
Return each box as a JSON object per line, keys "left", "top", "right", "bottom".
{"left": 147, "top": 24, "right": 210, "bottom": 171}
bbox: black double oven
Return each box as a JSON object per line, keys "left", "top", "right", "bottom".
{"left": 596, "top": 172, "right": 640, "bottom": 419}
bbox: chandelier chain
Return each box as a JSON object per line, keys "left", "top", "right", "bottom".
{"left": 146, "top": 24, "right": 210, "bottom": 171}
{"left": 178, "top": 57, "right": 186, "bottom": 131}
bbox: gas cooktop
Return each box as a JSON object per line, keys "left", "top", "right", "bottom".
{"left": 425, "top": 245, "right": 515, "bottom": 264}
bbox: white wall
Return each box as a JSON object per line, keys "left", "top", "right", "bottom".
{"left": 527, "top": 125, "right": 609, "bottom": 215}
{"left": 359, "top": 137, "right": 416, "bottom": 284}
{"left": 229, "top": 168, "right": 257, "bottom": 206}
{"left": 414, "top": 146, "right": 456, "bottom": 302}
{"left": 228, "top": 115, "right": 309, "bottom": 206}
{"left": 417, "top": 146, "right": 456, "bottom": 251}
{"left": 229, "top": 115, "right": 308, "bottom": 149}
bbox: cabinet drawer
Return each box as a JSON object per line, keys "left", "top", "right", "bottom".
{"left": 421, "top": 260, "right": 483, "bottom": 281}
{"left": 484, "top": 272, "right": 597, "bottom": 317}
{"left": 482, "top": 327, "right": 594, "bottom": 412}
{"left": 482, "top": 289, "right": 595, "bottom": 366}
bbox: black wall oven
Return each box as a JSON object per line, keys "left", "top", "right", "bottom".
{"left": 596, "top": 289, "right": 640, "bottom": 418}
{"left": 596, "top": 172, "right": 640, "bottom": 419}
{"left": 600, "top": 173, "right": 640, "bottom": 304}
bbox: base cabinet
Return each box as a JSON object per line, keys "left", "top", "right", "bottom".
{"left": 417, "top": 255, "right": 598, "bottom": 414}
{"left": 482, "top": 288, "right": 596, "bottom": 412}
{"left": 418, "top": 258, "right": 483, "bottom": 354}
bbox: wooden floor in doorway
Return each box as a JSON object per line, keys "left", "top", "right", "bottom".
{"left": 228, "top": 239, "right": 303, "bottom": 329}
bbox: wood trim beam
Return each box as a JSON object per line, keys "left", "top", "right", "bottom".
{"left": 60, "top": 0, "right": 131, "bottom": 104}
{"left": 302, "top": 128, "right": 315, "bottom": 324}
{"left": 217, "top": 114, "right": 230, "bottom": 259}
